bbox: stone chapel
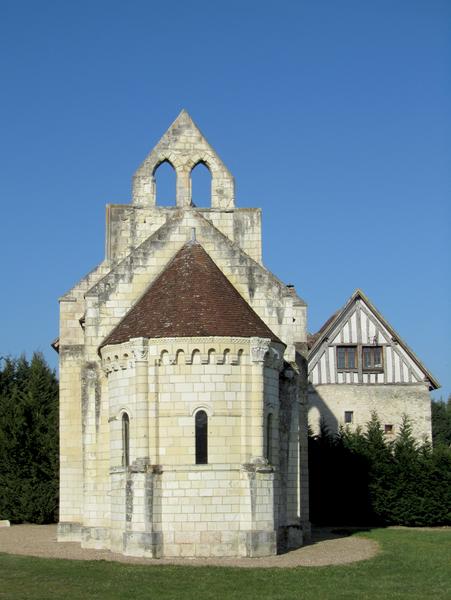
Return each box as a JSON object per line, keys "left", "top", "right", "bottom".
{"left": 55, "top": 111, "right": 311, "bottom": 558}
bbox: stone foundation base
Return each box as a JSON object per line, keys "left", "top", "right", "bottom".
{"left": 81, "top": 526, "right": 111, "bottom": 549}
{"left": 123, "top": 531, "right": 162, "bottom": 558}
{"left": 120, "top": 529, "right": 277, "bottom": 558}
{"left": 57, "top": 522, "right": 82, "bottom": 542}
{"left": 276, "top": 522, "right": 312, "bottom": 552}
{"left": 240, "top": 530, "right": 277, "bottom": 557}
{"left": 57, "top": 524, "right": 306, "bottom": 558}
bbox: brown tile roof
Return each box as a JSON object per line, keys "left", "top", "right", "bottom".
{"left": 100, "top": 242, "right": 281, "bottom": 348}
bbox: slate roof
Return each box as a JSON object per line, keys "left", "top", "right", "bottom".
{"left": 100, "top": 241, "right": 281, "bottom": 348}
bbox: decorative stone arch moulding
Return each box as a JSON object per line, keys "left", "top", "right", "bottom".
{"left": 117, "top": 406, "right": 134, "bottom": 421}
{"left": 157, "top": 343, "right": 245, "bottom": 367}
{"left": 151, "top": 153, "right": 184, "bottom": 174}
{"left": 107, "top": 406, "right": 134, "bottom": 424}
{"left": 101, "top": 336, "right": 253, "bottom": 371}
{"left": 190, "top": 404, "right": 214, "bottom": 418}
{"left": 186, "top": 153, "right": 216, "bottom": 172}
{"left": 190, "top": 348, "right": 202, "bottom": 365}
{"left": 159, "top": 349, "right": 170, "bottom": 366}
{"left": 100, "top": 341, "right": 138, "bottom": 374}
{"left": 101, "top": 351, "right": 134, "bottom": 374}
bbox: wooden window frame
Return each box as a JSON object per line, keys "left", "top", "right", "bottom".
{"left": 362, "top": 345, "right": 384, "bottom": 373}
{"left": 336, "top": 345, "right": 358, "bottom": 371}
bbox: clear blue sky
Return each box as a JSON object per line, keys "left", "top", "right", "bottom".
{"left": 0, "top": 1, "right": 449, "bottom": 399}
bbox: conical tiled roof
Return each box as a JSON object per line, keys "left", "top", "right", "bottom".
{"left": 100, "top": 242, "right": 281, "bottom": 348}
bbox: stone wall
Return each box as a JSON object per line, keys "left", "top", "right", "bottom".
{"left": 64, "top": 336, "right": 296, "bottom": 557}
{"left": 308, "top": 383, "right": 432, "bottom": 442}
{"left": 106, "top": 205, "right": 263, "bottom": 265}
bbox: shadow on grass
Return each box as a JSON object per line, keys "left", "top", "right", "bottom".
{"left": 305, "top": 525, "right": 376, "bottom": 547}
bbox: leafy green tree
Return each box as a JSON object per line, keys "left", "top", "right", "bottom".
{"left": 0, "top": 353, "right": 59, "bottom": 523}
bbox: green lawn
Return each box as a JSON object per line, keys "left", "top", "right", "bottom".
{"left": 0, "top": 529, "right": 450, "bottom": 600}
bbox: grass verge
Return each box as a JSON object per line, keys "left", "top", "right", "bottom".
{"left": 0, "top": 528, "right": 450, "bottom": 600}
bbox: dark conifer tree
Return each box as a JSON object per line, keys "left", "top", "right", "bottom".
{"left": 308, "top": 411, "right": 451, "bottom": 526}
{"left": 0, "top": 353, "right": 58, "bottom": 523}
{"left": 431, "top": 396, "right": 451, "bottom": 447}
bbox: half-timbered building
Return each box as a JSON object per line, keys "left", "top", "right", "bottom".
{"left": 308, "top": 290, "right": 439, "bottom": 441}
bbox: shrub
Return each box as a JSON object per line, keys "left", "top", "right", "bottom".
{"left": 309, "top": 412, "right": 451, "bottom": 526}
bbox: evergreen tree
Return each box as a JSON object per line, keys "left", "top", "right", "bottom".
{"left": 361, "top": 412, "right": 393, "bottom": 523}
{"left": 431, "top": 396, "right": 451, "bottom": 447}
{"left": 427, "top": 444, "right": 451, "bottom": 525}
{"left": 0, "top": 353, "right": 59, "bottom": 523}
{"left": 309, "top": 422, "right": 373, "bottom": 525}
{"left": 385, "top": 415, "right": 427, "bottom": 525}
{"left": 308, "top": 411, "right": 451, "bottom": 526}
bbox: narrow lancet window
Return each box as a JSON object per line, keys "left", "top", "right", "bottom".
{"left": 266, "top": 413, "right": 273, "bottom": 463}
{"left": 122, "top": 413, "right": 130, "bottom": 467}
{"left": 195, "top": 410, "right": 208, "bottom": 464}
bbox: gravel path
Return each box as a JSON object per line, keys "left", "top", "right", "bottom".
{"left": 0, "top": 525, "right": 379, "bottom": 568}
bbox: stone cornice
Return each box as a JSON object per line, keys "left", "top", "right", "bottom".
{"left": 100, "top": 336, "right": 259, "bottom": 373}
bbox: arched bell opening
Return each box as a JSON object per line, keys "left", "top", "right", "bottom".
{"left": 153, "top": 159, "right": 177, "bottom": 206}
{"left": 190, "top": 161, "right": 212, "bottom": 208}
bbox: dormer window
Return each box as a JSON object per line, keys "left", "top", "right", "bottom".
{"left": 337, "top": 346, "right": 357, "bottom": 370}
{"left": 362, "top": 346, "right": 383, "bottom": 371}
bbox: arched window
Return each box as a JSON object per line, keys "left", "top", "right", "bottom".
{"left": 154, "top": 160, "right": 176, "bottom": 206}
{"left": 122, "top": 413, "right": 130, "bottom": 467}
{"left": 191, "top": 162, "right": 211, "bottom": 207}
{"left": 195, "top": 410, "right": 208, "bottom": 464}
{"left": 266, "top": 413, "right": 273, "bottom": 463}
